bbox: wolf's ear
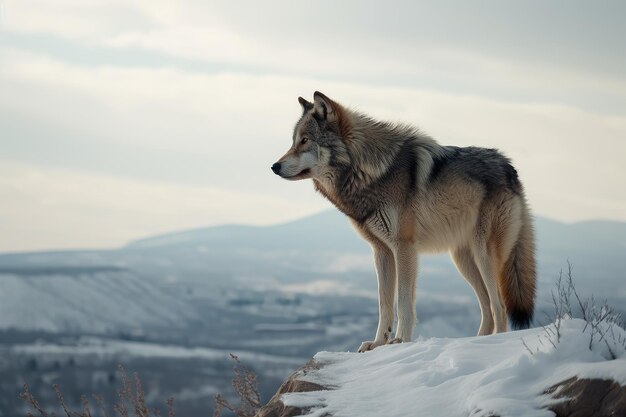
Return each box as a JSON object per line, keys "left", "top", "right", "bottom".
{"left": 313, "top": 91, "right": 337, "bottom": 122}
{"left": 298, "top": 96, "right": 314, "bottom": 114}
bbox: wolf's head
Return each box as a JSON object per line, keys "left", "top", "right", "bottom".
{"left": 271, "top": 91, "right": 350, "bottom": 181}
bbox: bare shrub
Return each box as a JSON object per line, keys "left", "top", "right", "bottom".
{"left": 19, "top": 366, "right": 175, "bottom": 417}
{"left": 522, "top": 261, "right": 626, "bottom": 359}
{"left": 213, "top": 354, "right": 262, "bottom": 417}
{"left": 20, "top": 356, "right": 262, "bottom": 417}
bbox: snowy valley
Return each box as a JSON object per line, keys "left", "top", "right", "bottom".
{"left": 1, "top": 211, "right": 625, "bottom": 415}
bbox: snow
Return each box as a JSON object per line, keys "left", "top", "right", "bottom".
{"left": 11, "top": 336, "right": 305, "bottom": 366}
{"left": 282, "top": 319, "right": 626, "bottom": 417}
{"left": 0, "top": 271, "right": 198, "bottom": 332}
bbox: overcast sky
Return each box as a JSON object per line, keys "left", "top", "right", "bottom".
{"left": 1, "top": 1, "right": 625, "bottom": 252}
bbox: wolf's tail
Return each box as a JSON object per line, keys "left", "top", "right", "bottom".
{"left": 499, "top": 204, "right": 536, "bottom": 329}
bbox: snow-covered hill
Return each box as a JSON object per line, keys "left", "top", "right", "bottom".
{"left": 0, "top": 267, "right": 198, "bottom": 333}
{"left": 262, "top": 319, "right": 626, "bottom": 417}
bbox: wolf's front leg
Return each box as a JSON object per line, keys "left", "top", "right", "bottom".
{"left": 394, "top": 242, "right": 418, "bottom": 343}
{"left": 358, "top": 245, "right": 396, "bottom": 353}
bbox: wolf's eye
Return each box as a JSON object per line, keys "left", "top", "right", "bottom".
{"left": 301, "top": 137, "right": 308, "bottom": 145}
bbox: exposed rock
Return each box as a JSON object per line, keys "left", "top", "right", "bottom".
{"left": 546, "top": 377, "right": 626, "bottom": 417}
{"left": 255, "top": 359, "right": 328, "bottom": 417}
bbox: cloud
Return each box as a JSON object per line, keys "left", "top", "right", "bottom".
{"left": 1, "top": 3, "right": 626, "bottom": 251}
{"left": 1, "top": 0, "right": 156, "bottom": 41}
{"left": 2, "top": 46, "right": 625, "bottom": 231}
{"left": 4, "top": 1, "right": 626, "bottom": 113}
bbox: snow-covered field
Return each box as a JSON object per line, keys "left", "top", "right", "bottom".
{"left": 283, "top": 319, "right": 626, "bottom": 417}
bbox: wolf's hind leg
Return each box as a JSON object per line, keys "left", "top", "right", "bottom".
{"left": 451, "top": 247, "right": 494, "bottom": 335}
{"left": 358, "top": 244, "right": 396, "bottom": 353}
{"left": 474, "top": 249, "right": 508, "bottom": 333}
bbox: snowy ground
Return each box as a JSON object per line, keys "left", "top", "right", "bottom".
{"left": 283, "top": 319, "right": 626, "bottom": 417}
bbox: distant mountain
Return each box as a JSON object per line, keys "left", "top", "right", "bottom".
{"left": 125, "top": 210, "right": 367, "bottom": 252}
{"left": 126, "top": 211, "right": 626, "bottom": 262}
{"left": 532, "top": 217, "right": 626, "bottom": 291}
{"left": 534, "top": 216, "right": 626, "bottom": 262}
{"left": 125, "top": 210, "right": 626, "bottom": 283}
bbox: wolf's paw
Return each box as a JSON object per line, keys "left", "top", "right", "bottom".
{"left": 388, "top": 337, "right": 404, "bottom": 344}
{"left": 357, "top": 340, "right": 384, "bottom": 353}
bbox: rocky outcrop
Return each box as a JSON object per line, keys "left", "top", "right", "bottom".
{"left": 255, "top": 359, "right": 328, "bottom": 417}
{"left": 546, "top": 377, "right": 626, "bottom": 417}
{"left": 256, "top": 359, "right": 626, "bottom": 417}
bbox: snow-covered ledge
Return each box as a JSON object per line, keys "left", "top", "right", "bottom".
{"left": 256, "top": 319, "right": 626, "bottom": 417}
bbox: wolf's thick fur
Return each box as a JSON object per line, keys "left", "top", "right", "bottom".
{"left": 272, "top": 92, "right": 536, "bottom": 352}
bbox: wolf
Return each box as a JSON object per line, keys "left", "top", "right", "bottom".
{"left": 272, "top": 92, "right": 536, "bottom": 352}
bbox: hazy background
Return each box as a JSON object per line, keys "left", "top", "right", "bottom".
{"left": 1, "top": 0, "right": 626, "bottom": 252}
{"left": 1, "top": 1, "right": 626, "bottom": 416}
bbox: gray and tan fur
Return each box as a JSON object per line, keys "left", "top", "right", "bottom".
{"left": 272, "top": 92, "right": 536, "bottom": 352}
